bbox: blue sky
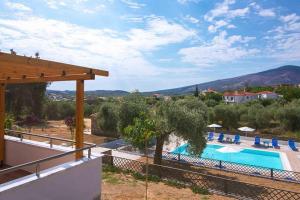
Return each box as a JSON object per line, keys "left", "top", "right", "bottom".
{"left": 1, "top": 0, "right": 300, "bottom": 91}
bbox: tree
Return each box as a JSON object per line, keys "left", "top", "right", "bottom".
{"left": 276, "top": 100, "right": 300, "bottom": 131}
{"left": 96, "top": 103, "right": 119, "bottom": 134}
{"left": 152, "top": 98, "right": 208, "bottom": 164}
{"left": 64, "top": 116, "right": 76, "bottom": 146}
{"left": 194, "top": 85, "right": 199, "bottom": 97}
{"left": 120, "top": 94, "right": 208, "bottom": 165}
{"left": 118, "top": 92, "right": 148, "bottom": 133}
{"left": 6, "top": 83, "right": 47, "bottom": 119}
{"left": 213, "top": 104, "right": 239, "bottom": 130}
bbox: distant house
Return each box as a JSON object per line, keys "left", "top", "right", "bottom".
{"left": 201, "top": 88, "right": 217, "bottom": 95}
{"left": 257, "top": 91, "right": 279, "bottom": 100}
{"left": 223, "top": 91, "right": 279, "bottom": 104}
{"left": 223, "top": 91, "right": 257, "bottom": 104}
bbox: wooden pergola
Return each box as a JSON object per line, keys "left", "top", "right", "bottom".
{"left": 0, "top": 52, "right": 109, "bottom": 162}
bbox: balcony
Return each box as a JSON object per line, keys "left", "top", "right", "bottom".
{"left": 0, "top": 131, "right": 102, "bottom": 200}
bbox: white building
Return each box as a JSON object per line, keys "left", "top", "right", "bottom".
{"left": 223, "top": 91, "right": 279, "bottom": 104}
{"left": 257, "top": 91, "right": 279, "bottom": 100}
{"left": 223, "top": 91, "right": 257, "bottom": 104}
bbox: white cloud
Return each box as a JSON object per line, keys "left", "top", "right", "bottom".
{"left": 177, "top": 0, "right": 201, "bottom": 5}
{"left": 5, "top": 1, "right": 32, "bottom": 12}
{"left": 204, "top": 0, "right": 249, "bottom": 33}
{"left": 208, "top": 20, "right": 228, "bottom": 33}
{"left": 204, "top": 0, "right": 249, "bottom": 22}
{"left": 120, "top": 0, "right": 145, "bottom": 9}
{"left": 258, "top": 9, "right": 275, "bottom": 17}
{"left": 0, "top": 15, "right": 195, "bottom": 79}
{"left": 266, "top": 13, "right": 300, "bottom": 61}
{"left": 178, "top": 31, "right": 258, "bottom": 67}
{"left": 183, "top": 15, "right": 199, "bottom": 24}
{"left": 44, "top": 0, "right": 106, "bottom": 13}
{"left": 280, "top": 13, "right": 300, "bottom": 23}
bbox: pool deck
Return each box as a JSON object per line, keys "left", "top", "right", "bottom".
{"left": 163, "top": 133, "right": 300, "bottom": 172}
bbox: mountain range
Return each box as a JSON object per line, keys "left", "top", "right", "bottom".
{"left": 47, "top": 65, "right": 300, "bottom": 97}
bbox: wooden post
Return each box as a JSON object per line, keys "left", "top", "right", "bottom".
{"left": 0, "top": 84, "right": 5, "bottom": 165}
{"left": 75, "top": 80, "right": 84, "bottom": 159}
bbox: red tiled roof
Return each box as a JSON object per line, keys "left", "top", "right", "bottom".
{"left": 223, "top": 92, "right": 257, "bottom": 96}
{"left": 256, "top": 91, "right": 275, "bottom": 94}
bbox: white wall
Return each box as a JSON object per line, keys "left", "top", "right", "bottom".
{"left": 0, "top": 157, "right": 102, "bottom": 200}
{"left": 4, "top": 137, "right": 74, "bottom": 172}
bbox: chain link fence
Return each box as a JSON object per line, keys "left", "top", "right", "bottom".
{"left": 102, "top": 154, "right": 300, "bottom": 200}
{"left": 162, "top": 151, "right": 300, "bottom": 183}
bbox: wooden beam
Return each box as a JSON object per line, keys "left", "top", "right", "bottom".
{"left": 0, "top": 84, "right": 5, "bottom": 165}
{"left": 0, "top": 52, "right": 109, "bottom": 79}
{"left": 0, "top": 74, "right": 95, "bottom": 84}
{"left": 75, "top": 80, "right": 84, "bottom": 159}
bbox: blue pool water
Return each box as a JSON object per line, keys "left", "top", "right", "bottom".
{"left": 172, "top": 144, "right": 283, "bottom": 170}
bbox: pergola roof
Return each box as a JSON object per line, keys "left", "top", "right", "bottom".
{"left": 0, "top": 52, "right": 109, "bottom": 84}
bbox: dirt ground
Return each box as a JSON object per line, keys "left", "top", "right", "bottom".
{"left": 102, "top": 171, "right": 234, "bottom": 200}
{"left": 23, "top": 119, "right": 114, "bottom": 145}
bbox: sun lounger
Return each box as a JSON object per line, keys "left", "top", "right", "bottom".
{"left": 254, "top": 136, "right": 260, "bottom": 146}
{"left": 233, "top": 134, "right": 240, "bottom": 144}
{"left": 207, "top": 132, "right": 214, "bottom": 141}
{"left": 288, "top": 140, "right": 298, "bottom": 151}
{"left": 272, "top": 138, "right": 280, "bottom": 148}
{"left": 218, "top": 133, "right": 224, "bottom": 142}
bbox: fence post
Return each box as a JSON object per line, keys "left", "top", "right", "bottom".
{"left": 271, "top": 168, "right": 273, "bottom": 179}
{"left": 178, "top": 153, "right": 181, "bottom": 161}
{"left": 50, "top": 138, "right": 53, "bottom": 148}
{"left": 223, "top": 179, "right": 228, "bottom": 194}
{"left": 219, "top": 160, "right": 222, "bottom": 169}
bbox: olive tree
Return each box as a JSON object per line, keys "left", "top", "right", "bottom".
{"left": 96, "top": 103, "right": 119, "bottom": 134}
{"left": 119, "top": 94, "right": 208, "bottom": 165}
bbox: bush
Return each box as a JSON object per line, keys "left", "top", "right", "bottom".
{"left": 96, "top": 103, "right": 119, "bottom": 133}
{"left": 191, "top": 185, "right": 210, "bottom": 195}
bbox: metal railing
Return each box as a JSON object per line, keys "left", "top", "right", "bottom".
{"left": 102, "top": 154, "right": 300, "bottom": 200}
{"left": 5, "top": 129, "right": 94, "bottom": 148}
{"left": 1, "top": 129, "right": 96, "bottom": 179}
{"left": 162, "top": 151, "right": 300, "bottom": 184}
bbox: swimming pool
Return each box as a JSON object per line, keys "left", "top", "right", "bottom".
{"left": 172, "top": 144, "right": 283, "bottom": 170}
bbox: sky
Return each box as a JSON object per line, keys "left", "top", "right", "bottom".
{"left": 0, "top": 0, "right": 300, "bottom": 91}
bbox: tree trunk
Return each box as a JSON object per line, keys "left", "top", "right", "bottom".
{"left": 154, "top": 134, "right": 166, "bottom": 165}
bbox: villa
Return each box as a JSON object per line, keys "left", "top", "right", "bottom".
{"left": 223, "top": 91, "right": 279, "bottom": 104}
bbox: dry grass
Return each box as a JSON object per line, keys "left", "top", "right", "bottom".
{"left": 101, "top": 171, "right": 233, "bottom": 200}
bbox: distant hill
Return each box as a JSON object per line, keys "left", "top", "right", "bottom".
{"left": 46, "top": 90, "right": 129, "bottom": 99}
{"left": 144, "top": 65, "right": 300, "bottom": 95}
{"left": 47, "top": 65, "right": 300, "bottom": 97}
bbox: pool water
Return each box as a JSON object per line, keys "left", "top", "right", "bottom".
{"left": 172, "top": 144, "right": 283, "bottom": 170}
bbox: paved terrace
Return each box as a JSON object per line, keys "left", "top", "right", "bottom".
{"left": 163, "top": 133, "right": 300, "bottom": 172}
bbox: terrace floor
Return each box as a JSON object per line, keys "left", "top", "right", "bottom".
{"left": 0, "top": 166, "right": 30, "bottom": 185}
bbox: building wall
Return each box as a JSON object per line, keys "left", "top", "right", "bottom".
{"left": 4, "top": 137, "right": 74, "bottom": 173}
{"left": 0, "top": 157, "right": 102, "bottom": 200}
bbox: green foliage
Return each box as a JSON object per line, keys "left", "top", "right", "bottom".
{"left": 194, "top": 85, "right": 199, "bottom": 97}
{"left": 123, "top": 113, "right": 157, "bottom": 149}
{"left": 164, "top": 179, "right": 186, "bottom": 188}
{"left": 200, "top": 92, "right": 223, "bottom": 103}
{"left": 275, "top": 86, "right": 300, "bottom": 101}
{"left": 161, "top": 97, "right": 208, "bottom": 155}
{"left": 244, "top": 104, "right": 272, "bottom": 129}
{"left": 6, "top": 83, "right": 47, "bottom": 118}
{"left": 118, "top": 92, "right": 148, "bottom": 133}
{"left": 4, "top": 114, "right": 14, "bottom": 129}
{"left": 276, "top": 100, "right": 300, "bottom": 131}
{"left": 44, "top": 101, "right": 75, "bottom": 120}
{"left": 213, "top": 104, "right": 239, "bottom": 130}
{"left": 191, "top": 185, "right": 210, "bottom": 195}
{"left": 96, "top": 103, "right": 119, "bottom": 133}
